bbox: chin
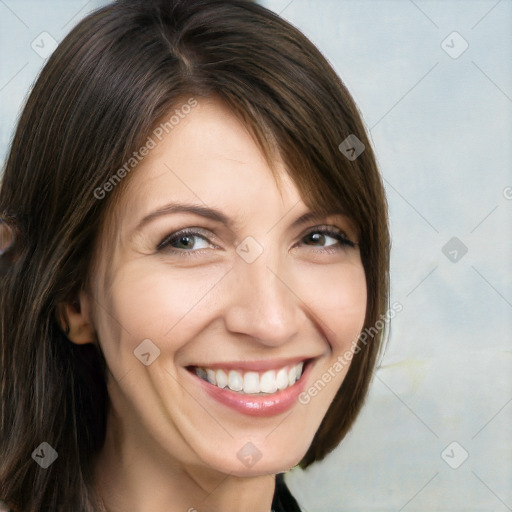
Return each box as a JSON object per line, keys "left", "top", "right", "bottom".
{"left": 196, "top": 433, "right": 312, "bottom": 478}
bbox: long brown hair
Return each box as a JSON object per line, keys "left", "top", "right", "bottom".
{"left": 0, "top": 0, "right": 390, "bottom": 510}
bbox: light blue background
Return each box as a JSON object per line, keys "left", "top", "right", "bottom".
{"left": 1, "top": 1, "right": 511, "bottom": 511}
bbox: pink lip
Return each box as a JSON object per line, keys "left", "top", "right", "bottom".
{"left": 186, "top": 359, "right": 314, "bottom": 417}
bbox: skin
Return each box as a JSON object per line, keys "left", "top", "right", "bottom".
{"left": 61, "top": 96, "right": 367, "bottom": 512}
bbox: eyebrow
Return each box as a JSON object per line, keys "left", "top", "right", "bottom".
{"left": 134, "top": 201, "right": 348, "bottom": 234}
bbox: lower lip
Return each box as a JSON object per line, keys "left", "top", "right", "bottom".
{"left": 187, "top": 362, "right": 313, "bottom": 417}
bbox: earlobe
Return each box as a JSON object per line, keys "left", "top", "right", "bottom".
{"left": 56, "top": 290, "right": 96, "bottom": 345}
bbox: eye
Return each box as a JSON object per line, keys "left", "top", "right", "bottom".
{"left": 156, "top": 225, "right": 357, "bottom": 258}
{"left": 157, "top": 228, "right": 215, "bottom": 254}
{"left": 300, "top": 225, "right": 356, "bottom": 251}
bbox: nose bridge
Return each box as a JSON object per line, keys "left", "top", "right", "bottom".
{"left": 223, "top": 244, "right": 300, "bottom": 346}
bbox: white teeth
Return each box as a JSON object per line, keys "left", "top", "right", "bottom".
{"left": 288, "top": 365, "right": 297, "bottom": 386}
{"left": 206, "top": 369, "right": 216, "bottom": 386}
{"left": 243, "top": 372, "right": 260, "bottom": 394}
{"left": 276, "top": 368, "right": 289, "bottom": 390}
{"left": 228, "top": 370, "right": 243, "bottom": 392}
{"left": 216, "top": 369, "right": 228, "bottom": 389}
{"left": 259, "top": 370, "right": 277, "bottom": 393}
{"left": 194, "top": 362, "right": 306, "bottom": 395}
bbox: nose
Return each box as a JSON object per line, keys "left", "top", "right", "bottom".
{"left": 222, "top": 249, "right": 302, "bottom": 347}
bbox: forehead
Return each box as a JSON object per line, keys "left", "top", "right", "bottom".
{"left": 89, "top": 96, "right": 303, "bottom": 286}
{"left": 87, "top": 96, "right": 359, "bottom": 296}
{"left": 115, "top": 96, "right": 297, "bottom": 233}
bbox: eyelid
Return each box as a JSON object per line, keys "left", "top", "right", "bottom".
{"left": 301, "top": 224, "right": 356, "bottom": 242}
{"left": 156, "top": 227, "right": 218, "bottom": 251}
{"left": 156, "top": 223, "right": 357, "bottom": 256}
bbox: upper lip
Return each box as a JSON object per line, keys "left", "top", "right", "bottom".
{"left": 186, "top": 356, "right": 316, "bottom": 372}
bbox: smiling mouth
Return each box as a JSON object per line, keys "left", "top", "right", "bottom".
{"left": 186, "top": 361, "right": 308, "bottom": 396}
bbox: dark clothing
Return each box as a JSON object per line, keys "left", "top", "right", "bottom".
{"left": 271, "top": 473, "right": 302, "bottom": 511}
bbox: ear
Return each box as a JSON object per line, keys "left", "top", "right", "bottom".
{"left": 56, "top": 289, "right": 96, "bottom": 345}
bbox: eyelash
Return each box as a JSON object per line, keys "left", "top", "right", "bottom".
{"left": 156, "top": 225, "right": 356, "bottom": 257}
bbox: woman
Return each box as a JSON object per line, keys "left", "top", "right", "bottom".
{"left": 0, "top": 0, "right": 390, "bottom": 510}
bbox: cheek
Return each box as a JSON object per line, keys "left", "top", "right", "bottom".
{"left": 92, "top": 262, "right": 227, "bottom": 365}
{"left": 295, "top": 261, "right": 367, "bottom": 350}
{"left": 92, "top": 256, "right": 366, "bottom": 377}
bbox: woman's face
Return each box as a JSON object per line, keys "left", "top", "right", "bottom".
{"left": 85, "top": 96, "right": 367, "bottom": 477}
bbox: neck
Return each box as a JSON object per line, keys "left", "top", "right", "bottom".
{"left": 91, "top": 407, "right": 276, "bottom": 512}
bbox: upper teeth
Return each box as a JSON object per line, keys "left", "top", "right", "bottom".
{"left": 194, "top": 362, "right": 304, "bottom": 395}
